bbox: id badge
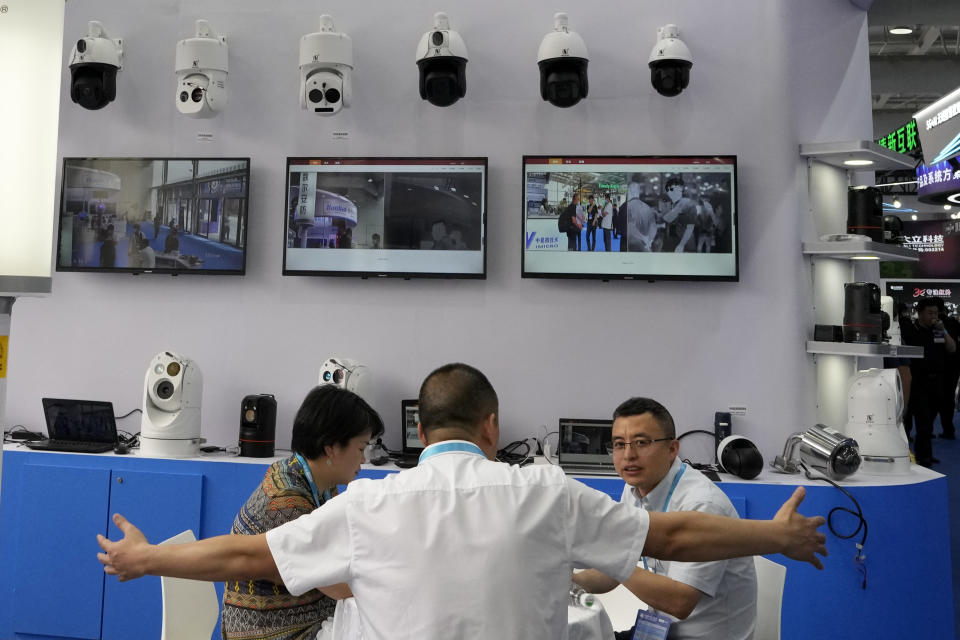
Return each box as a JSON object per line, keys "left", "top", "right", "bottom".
{"left": 630, "top": 609, "right": 671, "bottom": 640}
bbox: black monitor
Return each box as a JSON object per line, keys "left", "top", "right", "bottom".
{"left": 56, "top": 157, "right": 250, "bottom": 275}
{"left": 522, "top": 155, "right": 738, "bottom": 281}
{"left": 283, "top": 157, "right": 487, "bottom": 278}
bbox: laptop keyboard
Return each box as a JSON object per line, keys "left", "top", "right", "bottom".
{"left": 28, "top": 439, "right": 114, "bottom": 453}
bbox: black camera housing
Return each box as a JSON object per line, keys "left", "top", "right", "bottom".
{"left": 69, "top": 62, "right": 119, "bottom": 110}
{"left": 538, "top": 57, "right": 588, "bottom": 108}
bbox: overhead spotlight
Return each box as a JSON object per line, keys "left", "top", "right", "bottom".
{"left": 892, "top": 198, "right": 902, "bottom": 209}
{"left": 945, "top": 204, "right": 952, "bottom": 211}
{"left": 889, "top": 26, "right": 914, "bottom": 35}
{"left": 911, "top": 214, "right": 918, "bottom": 221}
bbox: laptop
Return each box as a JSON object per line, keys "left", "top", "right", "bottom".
{"left": 26, "top": 398, "right": 119, "bottom": 453}
{"left": 394, "top": 399, "right": 423, "bottom": 468}
{"left": 557, "top": 418, "right": 619, "bottom": 476}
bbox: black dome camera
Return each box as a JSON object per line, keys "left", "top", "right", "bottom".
{"left": 68, "top": 21, "right": 122, "bottom": 111}
{"left": 537, "top": 13, "right": 589, "bottom": 108}
{"left": 416, "top": 12, "right": 467, "bottom": 107}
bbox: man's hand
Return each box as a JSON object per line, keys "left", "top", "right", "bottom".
{"left": 773, "top": 487, "right": 828, "bottom": 569}
{"left": 97, "top": 513, "right": 151, "bottom": 581}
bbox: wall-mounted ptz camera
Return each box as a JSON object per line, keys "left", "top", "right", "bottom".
{"left": 175, "top": 20, "right": 228, "bottom": 118}
{"left": 416, "top": 12, "right": 468, "bottom": 107}
{"left": 141, "top": 351, "right": 203, "bottom": 458}
{"left": 318, "top": 357, "right": 370, "bottom": 397}
{"left": 69, "top": 21, "right": 122, "bottom": 110}
{"left": 537, "top": 13, "right": 589, "bottom": 108}
{"left": 648, "top": 24, "right": 692, "bottom": 97}
{"left": 300, "top": 15, "right": 353, "bottom": 116}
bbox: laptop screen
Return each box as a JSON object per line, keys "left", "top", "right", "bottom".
{"left": 401, "top": 399, "right": 423, "bottom": 455}
{"left": 558, "top": 418, "right": 615, "bottom": 468}
{"left": 41, "top": 398, "right": 118, "bottom": 444}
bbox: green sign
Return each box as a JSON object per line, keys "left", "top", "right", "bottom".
{"left": 877, "top": 120, "right": 919, "bottom": 155}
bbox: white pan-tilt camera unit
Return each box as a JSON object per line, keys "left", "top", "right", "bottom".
{"left": 300, "top": 15, "right": 353, "bottom": 115}
{"left": 318, "top": 357, "right": 370, "bottom": 397}
{"left": 175, "top": 20, "right": 228, "bottom": 118}
{"left": 69, "top": 21, "right": 123, "bottom": 110}
{"left": 141, "top": 351, "right": 203, "bottom": 458}
{"left": 415, "top": 12, "right": 468, "bottom": 107}
{"left": 845, "top": 368, "right": 911, "bottom": 474}
{"left": 648, "top": 24, "right": 692, "bottom": 97}
{"left": 537, "top": 12, "right": 589, "bottom": 108}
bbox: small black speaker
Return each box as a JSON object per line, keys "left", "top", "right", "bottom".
{"left": 714, "top": 412, "right": 731, "bottom": 463}
{"left": 843, "top": 282, "right": 882, "bottom": 343}
{"left": 239, "top": 394, "right": 277, "bottom": 457}
{"left": 883, "top": 214, "right": 904, "bottom": 244}
{"left": 847, "top": 187, "right": 883, "bottom": 242}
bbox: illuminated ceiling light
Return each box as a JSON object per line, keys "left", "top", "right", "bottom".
{"left": 851, "top": 256, "right": 880, "bottom": 260}
{"left": 892, "top": 198, "right": 902, "bottom": 208}
{"left": 889, "top": 26, "right": 914, "bottom": 35}
{"left": 911, "top": 214, "right": 918, "bottom": 221}
{"left": 843, "top": 159, "right": 874, "bottom": 167}
{"left": 947, "top": 193, "right": 960, "bottom": 205}
{"left": 945, "top": 204, "right": 953, "bottom": 211}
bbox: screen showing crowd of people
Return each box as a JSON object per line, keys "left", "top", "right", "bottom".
{"left": 97, "top": 363, "right": 827, "bottom": 640}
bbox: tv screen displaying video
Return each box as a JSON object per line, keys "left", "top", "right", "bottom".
{"left": 56, "top": 157, "right": 249, "bottom": 275}
{"left": 522, "top": 155, "right": 738, "bottom": 280}
{"left": 880, "top": 218, "right": 960, "bottom": 280}
{"left": 283, "top": 157, "right": 487, "bottom": 278}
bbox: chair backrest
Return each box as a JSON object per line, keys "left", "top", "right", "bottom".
{"left": 159, "top": 530, "right": 220, "bottom": 640}
{"left": 753, "top": 555, "right": 787, "bottom": 640}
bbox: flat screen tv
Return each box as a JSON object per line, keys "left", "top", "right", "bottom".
{"left": 880, "top": 218, "right": 960, "bottom": 280}
{"left": 522, "top": 155, "right": 738, "bottom": 280}
{"left": 283, "top": 157, "right": 487, "bottom": 278}
{"left": 56, "top": 157, "right": 250, "bottom": 274}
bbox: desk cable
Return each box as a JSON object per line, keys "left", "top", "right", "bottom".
{"left": 800, "top": 462, "right": 868, "bottom": 590}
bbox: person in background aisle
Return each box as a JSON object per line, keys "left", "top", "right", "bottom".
{"left": 936, "top": 299, "right": 960, "bottom": 439}
{"left": 902, "top": 297, "right": 956, "bottom": 467}
{"left": 221, "top": 385, "right": 384, "bottom": 640}
{"left": 574, "top": 397, "right": 757, "bottom": 640}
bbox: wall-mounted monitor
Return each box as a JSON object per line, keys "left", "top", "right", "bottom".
{"left": 522, "top": 155, "right": 738, "bottom": 281}
{"left": 56, "top": 157, "right": 249, "bottom": 275}
{"left": 880, "top": 218, "right": 960, "bottom": 280}
{"left": 283, "top": 157, "right": 487, "bottom": 278}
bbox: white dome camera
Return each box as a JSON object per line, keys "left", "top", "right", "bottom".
{"left": 415, "top": 12, "right": 468, "bottom": 107}
{"left": 537, "top": 12, "right": 589, "bottom": 108}
{"left": 319, "top": 357, "right": 370, "bottom": 398}
{"left": 717, "top": 435, "right": 763, "bottom": 480}
{"left": 175, "top": 20, "right": 228, "bottom": 118}
{"left": 68, "top": 21, "right": 123, "bottom": 111}
{"left": 300, "top": 15, "right": 353, "bottom": 116}
{"left": 648, "top": 24, "right": 692, "bottom": 97}
{"left": 140, "top": 351, "right": 203, "bottom": 458}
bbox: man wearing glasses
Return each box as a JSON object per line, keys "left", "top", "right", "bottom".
{"left": 573, "top": 397, "right": 757, "bottom": 640}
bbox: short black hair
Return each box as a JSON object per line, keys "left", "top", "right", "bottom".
{"left": 419, "top": 363, "right": 498, "bottom": 433}
{"left": 665, "top": 176, "right": 685, "bottom": 190}
{"left": 916, "top": 297, "right": 940, "bottom": 314}
{"left": 612, "top": 397, "right": 676, "bottom": 439}
{"left": 291, "top": 385, "right": 384, "bottom": 459}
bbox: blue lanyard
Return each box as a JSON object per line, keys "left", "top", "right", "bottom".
{"left": 294, "top": 453, "right": 332, "bottom": 507}
{"left": 419, "top": 441, "right": 485, "bottom": 463}
{"left": 641, "top": 463, "right": 687, "bottom": 573}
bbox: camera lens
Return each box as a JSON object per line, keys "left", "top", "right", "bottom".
{"left": 156, "top": 380, "right": 175, "bottom": 400}
{"left": 324, "top": 88, "right": 341, "bottom": 104}
{"left": 333, "top": 369, "right": 344, "bottom": 384}
{"left": 191, "top": 87, "right": 204, "bottom": 102}
{"left": 431, "top": 31, "right": 444, "bottom": 46}
{"left": 179, "top": 91, "right": 189, "bottom": 102}
{"left": 322, "top": 370, "right": 332, "bottom": 382}
{"left": 308, "top": 88, "right": 323, "bottom": 103}
{"left": 76, "top": 39, "right": 87, "bottom": 53}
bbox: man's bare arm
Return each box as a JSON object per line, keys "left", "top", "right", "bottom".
{"left": 97, "top": 513, "right": 281, "bottom": 583}
{"left": 572, "top": 568, "right": 619, "bottom": 594}
{"left": 644, "top": 487, "right": 827, "bottom": 569}
{"left": 622, "top": 567, "right": 702, "bottom": 620}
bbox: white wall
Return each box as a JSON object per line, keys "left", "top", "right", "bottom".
{"left": 4, "top": 0, "right": 874, "bottom": 463}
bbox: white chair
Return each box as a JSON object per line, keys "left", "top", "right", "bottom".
{"left": 753, "top": 556, "right": 787, "bottom": 640}
{"left": 594, "top": 583, "right": 645, "bottom": 632}
{"left": 159, "top": 530, "right": 220, "bottom": 640}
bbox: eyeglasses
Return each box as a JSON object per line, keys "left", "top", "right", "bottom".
{"left": 606, "top": 437, "right": 673, "bottom": 454}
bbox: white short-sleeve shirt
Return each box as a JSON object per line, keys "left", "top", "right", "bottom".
{"left": 267, "top": 441, "right": 649, "bottom": 640}
{"left": 623, "top": 458, "right": 757, "bottom": 640}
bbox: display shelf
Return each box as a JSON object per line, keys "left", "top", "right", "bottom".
{"left": 799, "top": 140, "right": 916, "bottom": 171}
{"left": 806, "top": 341, "right": 923, "bottom": 358}
{"left": 801, "top": 239, "right": 919, "bottom": 262}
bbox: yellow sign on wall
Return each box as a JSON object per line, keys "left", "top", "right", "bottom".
{"left": 0, "top": 335, "right": 7, "bottom": 379}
